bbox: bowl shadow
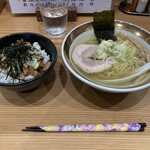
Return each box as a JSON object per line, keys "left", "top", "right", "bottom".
{"left": 0, "top": 61, "right": 64, "bottom": 106}
{"left": 63, "top": 71, "right": 150, "bottom": 111}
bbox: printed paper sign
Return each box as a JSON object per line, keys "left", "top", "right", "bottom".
{"left": 8, "top": 0, "right": 113, "bottom": 14}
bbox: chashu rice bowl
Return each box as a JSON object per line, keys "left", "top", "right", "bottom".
{"left": 0, "top": 32, "right": 57, "bottom": 92}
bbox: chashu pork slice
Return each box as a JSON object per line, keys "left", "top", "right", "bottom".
{"left": 71, "top": 44, "right": 114, "bottom": 74}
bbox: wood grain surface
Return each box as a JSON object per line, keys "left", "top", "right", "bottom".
{"left": 0, "top": 0, "right": 6, "bottom": 13}
{"left": 0, "top": 1, "right": 150, "bottom": 150}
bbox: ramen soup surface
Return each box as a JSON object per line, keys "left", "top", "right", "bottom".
{"left": 69, "top": 29, "right": 150, "bottom": 88}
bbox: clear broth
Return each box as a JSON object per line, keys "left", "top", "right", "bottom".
{"left": 69, "top": 29, "right": 150, "bottom": 88}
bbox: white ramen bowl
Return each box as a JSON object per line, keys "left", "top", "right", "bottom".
{"left": 61, "top": 20, "right": 150, "bottom": 93}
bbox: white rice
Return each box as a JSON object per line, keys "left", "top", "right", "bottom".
{"left": 0, "top": 69, "right": 20, "bottom": 83}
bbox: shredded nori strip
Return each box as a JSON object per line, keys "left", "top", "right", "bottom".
{"left": 0, "top": 40, "right": 33, "bottom": 81}
{"left": 92, "top": 10, "right": 117, "bottom": 43}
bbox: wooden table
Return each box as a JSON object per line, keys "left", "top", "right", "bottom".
{"left": 0, "top": 2, "right": 150, "bottom": 150}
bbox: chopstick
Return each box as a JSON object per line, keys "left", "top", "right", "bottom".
{"left": 22, "top": 123, "right": 146, "bottom": 132}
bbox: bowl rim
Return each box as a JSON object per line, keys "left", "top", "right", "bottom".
{"left": 0, "top": 32, "right": 57, "bottom": 87}
{"left": 61, "top": 20, "right": 150, "bottom": 93}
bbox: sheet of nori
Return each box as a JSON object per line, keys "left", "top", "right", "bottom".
{"left": 92, "top": 10, "right": 116, "bottom": 43}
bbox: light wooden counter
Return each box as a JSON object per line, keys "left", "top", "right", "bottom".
{"left": 0, "top": 2, "right": 150, "bottom": 150}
